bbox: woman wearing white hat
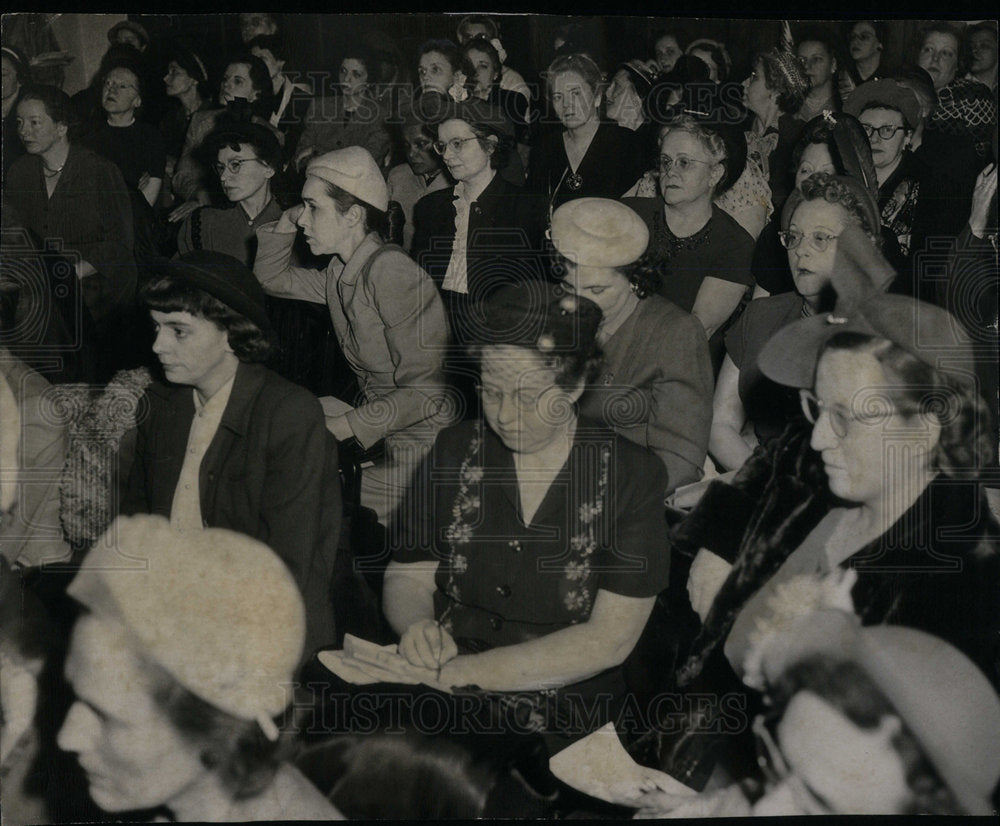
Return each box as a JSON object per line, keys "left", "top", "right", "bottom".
{"left": 58, "top": 516, "right": 342, "bottom": 821}
{"left": 254, "top": 146, "right": 451, "bottom": 523}
{"left": 552, "top": 197, "right": 713, "bottom": 492}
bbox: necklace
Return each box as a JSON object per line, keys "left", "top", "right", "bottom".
{"left": 42, "top": 163, "right": 64, "bottom": 177}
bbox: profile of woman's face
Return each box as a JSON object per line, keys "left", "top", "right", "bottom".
{"left": 849, "top": 22, "right": 881, "bottom": 63}
{"left": 402, "top": 123, "right": 440, "bottom": 176}
{"left": 742, "top": 61, "right": 774, "bottom": 120}
{"left": 478, "top": 345, "right": 580, "bottom": 454}
{"left": 220, "top": 62, "right": 258, "bottom": 104}
{"left": 163, "top": 61, "right": 195, "bottom": 98}
{"left": 604, "top": 69, "right": 642, "bottom": 126}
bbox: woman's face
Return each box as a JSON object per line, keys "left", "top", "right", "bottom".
{"left": 466, "top": 47, "right": 498, "bottom": 98}
{"left": 339, "top": 58, "right": 369, "bottom": 97}
{"left": 774, "top": 691, "right": 910, "bottom": 815}
{"left": 742, "top": 61, "right": 775, "bottom": 119}
{"left": 479, "top": 345, "right": 580, "bottom": 454}
{"left": 57, "top": 617, "right": 208, "bottom": 813}
{"left": 418, "top": 50, "right": 455, "bottom": 95}
{"left": 220, "top": 62, "right": 258, "bottom": 104}
{"left": 297, "top": 175, "right": 353, "bottom": 256}
{"left": 969, "top": 29, "right": 999, "bottom": 75}
{"left": 604, "top": 69, "right": 641, "bottom": 126}
{"left": 690, "top": 47, "right": 719, "bottom": 82}
{"left": 655, "top": 35, "right": 682, "bottom": 73}
{"left": 794, "top": 143, "right": 836, "bottom": 190}
{"left": 918, "top": 32, "right": 959, "bottom": 90}
{"left": 436, "top": 118, "right": 493, "bottom": 182}
{"left": 459, "top": 23, "right": 492, "bottom": 45}
{"left": 550, "top": 70, "right": 601, "bottom": 132}
{"left": 657, "top": 128, "right": 722, "bottom": 209}
{"left": 163, "top": 61, "right": 196, "bottom": 98}
{"left": 402, "top": 123, "right": 439, "bottom": 176}
{"left": 786, "top": 198, "right": 846, "bottom": 303}
{"left": 809, "top": 348, "right": 937, "bottom": 505}
{"left": 16, "top": 98, "right": 67, "bottom": 155}
{"left": 101, "top": 67, "right": 141, "bottom": 117}
{"left": 1, "top": 55, "right": 20, "bottom": 101}
{"left": 216, "top": 143, "right": 273, "bottom": 204}
{"left": 859, "top": 106, "right": 909, "bottom": 170}
{"left": 849, "top": 22, "right": 881, "bottom": 63}
{"left": 561, "top": 260, "right": 633, "bottom": 324}
{"left": 797, "top": 41, "right": 836, "bottom": 90}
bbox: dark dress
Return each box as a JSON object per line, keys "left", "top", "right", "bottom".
{"left": 392, "top": 417, "right": 671, "bottom": 747}
{"left": 622, "top": 199, "right": 755, "bottom": 313}
{"left": 527, "top": 121, "right": 649, "bottom": 212}
{"left": 80, "top": 120, "right": 166, "bottom": 192}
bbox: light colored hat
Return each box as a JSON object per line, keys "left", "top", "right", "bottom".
{"left": 549, "top": 197, "right": 649, "bottom": 268}
{"left": 306, "top": 147, "right": 388, "bottom": 212}
{"left": 67, "top": 515, "right": 305, "bottom": 740}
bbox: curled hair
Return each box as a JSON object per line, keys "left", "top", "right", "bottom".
{"left": 657, "top": 114, "right": 729, "bottom": 197}
{"left": 755, "top": 50, "right": 807, "bottom": 115}
{"left": 18, "top": 84, "right": 76, "bottom": 130}
{"left": 147, "top": 660, "right": 296, "bottom": 800}
{"left": 142, "top": 276, "right": 274, "bottom": 363}
{"left": 418, "top": 39, "right": 462, "bottom": 73}
{"left": 223, "top": 53, "right": 274, "bottom": 112}
{"left": 320, "top": 181, "right": 389, "bottom": 241}
{"left": 467, "top": 339, "right": 603, "bottom": 393}
{"left": 822, "top": 332, "right": 995, "bottom": 474}
{"left": 462, "top": 35, "right": 502, "bottom": 86}
{"left": 550, "top": 250, "right": 662, "bottom": 300}
{"left": 799, "top": 171, "right": 881, "bottom": 246}
{"left": 545, "top": 53, "right": 605, "bottom": 99}
{"left": 207, "top": 125, "right": 283, "bottom": 171}
{"left": 768, "top": 655, "right": 966, "bottom": 815}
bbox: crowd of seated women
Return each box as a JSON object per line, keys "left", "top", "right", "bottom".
{"left": 2, "top": 12, "right": 999, "bottom": 821}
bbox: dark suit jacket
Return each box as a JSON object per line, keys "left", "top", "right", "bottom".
{"left": 411, "top": 174, "right": 546, "bottom": 340}
{"left": 121, "top": 361, "right": 341, "bottom": 656}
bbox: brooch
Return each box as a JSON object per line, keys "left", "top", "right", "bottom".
{"left": 566, "top": 172, "right": 583, "bottom": 191}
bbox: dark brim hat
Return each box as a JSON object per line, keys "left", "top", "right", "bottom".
{"left": 438, "top": 98, "right": 514, "bottom": 138}
{"left": 470, "top": 281, "right": 601, "bottom": 352}
{"left": 843, "top": 78, "right": 922, "bottom": 131}
{"left": 107, "top": 20, "right": 149, "bottom": 49}
{"left": 152, "top": 250, "right": 270, "bottom": 333}
{"left": 617, "top": 59, "right": 657, "bottom": 101}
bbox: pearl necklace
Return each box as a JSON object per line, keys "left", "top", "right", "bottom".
{"left": 42, "top": 162, "right": 65, "bottom": 177}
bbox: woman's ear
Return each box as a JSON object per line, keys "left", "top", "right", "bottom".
{"left": 567, "top": 377, "right": 586, "bottom": 405}
{"left": 484, "top": 134, "right": 498, "bottom": 155}
{"left": 709, "top": 161, "right": 725, "bottom": 190}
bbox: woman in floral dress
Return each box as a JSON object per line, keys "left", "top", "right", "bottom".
{"left": 382, "top": 281, "right": 671, "bottom": 752}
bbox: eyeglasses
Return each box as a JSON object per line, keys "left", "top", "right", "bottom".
{"left": 861, "top": 124, "right": 907, "bottom": 141}
{"left": 658, "top": 154, "right": 713, "bottom": 175}
{"left": 753, "top": 716, "right": 832, "bottom": 815}
{"left": 778, "top": 229, "right": 839, "bottom": 253}
{"left": 799, "top": 389, "right": 921, "bottom": 439}
{"left": 433, "top": 136, "right": 480, "bottom": 155}
{"left": 103, "top": 81, "right": 137, "bottom": 93}
{"left": 476, "top": 384, "right": 545, "bottom": 410}
{"left": 214, "top": 158, "right": 266, "bottom": 176}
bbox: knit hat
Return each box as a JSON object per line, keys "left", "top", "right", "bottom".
{"left": 550, "top": 198, "right": 648, "bottom": 268}
{"left": 471, "top": 281, "right": 602, "bottom": 353}
{"left": 151, "top": 250, "right": 270, "bottom": 332}
{"left": 67, "top": 515, "right": 305, "bottom": 740}
{"left": 761, "top": 46, "right": 809, "bottom": 106}
{"left": 106, "top": 20, "right": 149, "bottom": 50}
{"left": 844, "top": 78, "right": 922, "bottom": 132}
{"left": 306, "top": 147, "right": 388, "bottom": 212}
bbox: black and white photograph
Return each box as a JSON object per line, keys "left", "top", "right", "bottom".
{"left": 0, "top": 9, "right": 998, "bottom": 822}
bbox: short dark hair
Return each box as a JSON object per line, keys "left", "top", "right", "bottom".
{"left": 142, "top": 276, "right": 273, "bottom": 363}
{"left": 207, "top": 123, "right": 283, "bottom": 171}
{"left": 552, "top": 249, "right": 662, "bottom": 300}
{"left": 418, "top": 39, "right": 462, "bottom": 73}
{"left": 461, "top": 36, "right": 502, "bottom": 84}
{"left": 848, "top": 20, "right": 887, "bottom": 47}
{"left": 457, "top": 15, "right": 499, "bottom": 43}
{"left": 320, "top": 181, "right": 389, "bottom": 241}
{"left": 18, "top": 84, "right": 76, "bottom": 129}
{"left": 769, "top": 655, "right": 966, "bottom": 815}
{"left": 225, "top": 53, "right": 274, "bottom": 103}
{"left": 796, "top": 26, "right": 839, "bottom": 60}
{"left": 246, "top": 33, "right": 290, "bottom": 65}
{"left": 859, "top": 99, "right": 913, "bottom": 132}
{"left": 148, "top": 660, "right": 295, "bottom": 800}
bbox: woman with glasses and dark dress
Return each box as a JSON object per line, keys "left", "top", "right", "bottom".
{"left": 710, "top": 172, "right": 882, "bottom": 472}
{"left": 526, "top": 54, "right": 647, "bottom": 212}
{"left": 176, "top": 122, "right": 283, "bottom": 264}
{"left": 651, "top": 228, "right": 999, "bottom": 789}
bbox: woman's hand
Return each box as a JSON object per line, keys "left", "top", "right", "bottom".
{"left": 969, "top": 162, "right": 997, "bottom": 239}
{"left": 276, "top": 203, "right": 304, "bottom": 234}
{"left": 686, "top": 548, "right": 732, "bottom": 622}
{"left": 398, "top": 619, "right": 457, "bottom": 671}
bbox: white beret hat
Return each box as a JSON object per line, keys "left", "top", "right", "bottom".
{"left": 67, "top": 515, "right": 305, "bottom": 740}
{"left": 306, "top": 146, "right": 388, "bottom": 212}
{"left": 549, "top": 197, "right": 649, "bottom": 268}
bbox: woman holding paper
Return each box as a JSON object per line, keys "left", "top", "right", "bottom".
{"left": 378, "top": 281, "right": 670, "bottom": 751}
